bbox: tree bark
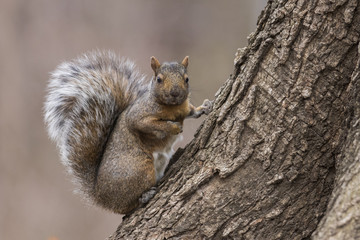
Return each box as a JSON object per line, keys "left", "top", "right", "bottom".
{"left": 110, "top": 0, "right": 360, "bottom": 239}
{"left": 312, "top": 42, "right": 360, "bottom": 239}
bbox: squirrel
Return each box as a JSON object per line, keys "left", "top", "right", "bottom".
{"left": 44, "top": 51, "right": 212, "bottom": 214}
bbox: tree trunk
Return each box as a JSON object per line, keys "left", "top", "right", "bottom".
{"left": 312, "top": 41, "right": 360, "bottom": 239}
{"left": 110, "top": 0, "right": 360, "bottom": 239}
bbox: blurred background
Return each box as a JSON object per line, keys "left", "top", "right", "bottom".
{"left": 0, "top": 0, "right": 266, "bottom": 239}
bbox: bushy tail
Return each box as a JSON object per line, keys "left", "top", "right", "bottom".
{"left": 44, "top": 51, "right": 146, "bottom": 201}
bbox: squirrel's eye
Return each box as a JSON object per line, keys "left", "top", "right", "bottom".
{"left": 156, "top": 76, "right": 162, "bottom": 83}
{"left": 185, "top": 77, "right": 189, "bottom": 83}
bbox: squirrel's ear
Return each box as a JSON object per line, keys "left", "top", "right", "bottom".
{"left": 151, "top": 56, "right": 161, "bottom": 73}
{"left": 181, "top": 56, "right": 189, "bottom": 68}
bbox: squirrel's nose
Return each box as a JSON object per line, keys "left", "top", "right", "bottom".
{"left": 170, "top": 89, "right": 180, "bottom": 97}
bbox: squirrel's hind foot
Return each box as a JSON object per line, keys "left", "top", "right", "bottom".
{"left": 139, "top": 187, "right": 157, "bottom": 204}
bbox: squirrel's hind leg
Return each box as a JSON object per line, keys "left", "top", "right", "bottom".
{"left": 95, "top": 153, "right": 156, "bottom": 214}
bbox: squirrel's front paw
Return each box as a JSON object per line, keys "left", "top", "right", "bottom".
{"left": 170, "top": 121, "right": 183, "bottom": 135}
{"left": 154, "top": 122, "right": 182, "bottom": 138}
{"left": 201, "top": 99, "right": 213, "bottom": 115}
{"left": 154, "top": 130, "right": 167, "bottom": 139}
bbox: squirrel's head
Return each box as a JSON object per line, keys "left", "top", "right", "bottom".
{"left": 150, "top": 56, "right": 190, "bottom": 105}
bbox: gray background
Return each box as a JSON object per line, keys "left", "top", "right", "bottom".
{"left": 0, "top": 0, "right": 267, "bottom": 239}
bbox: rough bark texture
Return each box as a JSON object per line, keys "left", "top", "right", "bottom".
{"left": 312, "top": 43, "right": 360, "bottom": 239}
{"left": 110, "top": 0, "right": 360, "bottom": 239}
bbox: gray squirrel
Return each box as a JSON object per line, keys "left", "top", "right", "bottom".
{"left": 44, "top": 51, "right": 212, "bottom": 214}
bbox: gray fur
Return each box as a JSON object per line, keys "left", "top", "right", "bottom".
{"left": 44, "top": 50, "right": 146, "bottom": 202}
{"left": 44, "top": 51, "right": 212, "bottom": 213}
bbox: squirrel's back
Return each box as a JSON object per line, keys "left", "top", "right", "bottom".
{"left": 44, "top": 51, "right": 147, "bottom": 200}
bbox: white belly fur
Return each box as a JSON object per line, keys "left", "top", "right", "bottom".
{"left": 153, "top": 134, "right": 183, "bottom": 181}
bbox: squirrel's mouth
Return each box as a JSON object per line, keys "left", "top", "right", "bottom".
{"left": 165, "top": 95, "right": 187, "bottom": 105}
{"left": 155, "top": 91, "right": 188, "bottom": 106}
